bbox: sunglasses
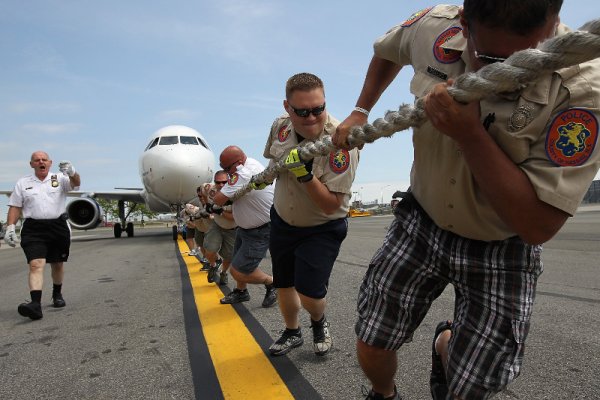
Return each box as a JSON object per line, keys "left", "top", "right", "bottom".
{"left": 288, "top": 102, "right": 326, "bottom": 118}
{"left": 469, "top": 31, "right": 507, "bottom": 65}
{"left": 474, "top": 50, "right": 507, "bottom": 64}
{"left": 215, "top": 180, "right": 228, "bottom": 184}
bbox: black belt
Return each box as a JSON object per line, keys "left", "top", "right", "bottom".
{"left": 26, "top": 213, "right": 68, "bottom": 222}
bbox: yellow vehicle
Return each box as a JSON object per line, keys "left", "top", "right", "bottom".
{"left": 348, "top": 208, "right": 372, "bottom": 217}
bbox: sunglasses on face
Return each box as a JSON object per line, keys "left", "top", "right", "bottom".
{"left": 288, "top": 102, "right": 326, "bottom": 118}
{"left": 214, "top": 180, "right": 228, "bottom": 184}
{"left": 474, "top": 50, "right": 507, "bottom": 64}
{"left": 220, "top": 160, "right": 239, "bottom": 171}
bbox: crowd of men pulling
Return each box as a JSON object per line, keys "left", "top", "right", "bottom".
{"left": 3, "top": 1, "right": 600, "bottom": 399}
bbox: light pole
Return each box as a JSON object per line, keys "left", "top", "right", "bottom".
{"left": 380, "top": 184, "right": 391, "bottom": 205}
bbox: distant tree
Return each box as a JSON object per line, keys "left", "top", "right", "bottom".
{"left": 132, "top": 203, "right": 158, "bottom": 221}
{"left": 96, "top": 198, "right": 118, "bottom": 221}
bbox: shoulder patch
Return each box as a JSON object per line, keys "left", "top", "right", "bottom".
{"left": 401, "top": 7, "right": 433, "bottom": 27}
{"left": 278, "top": 124, "right": 291, "bottom": 142}
{"left": 433, "top": 26, "right": 462, "bottom": 64}
{"left": 545, "top": 108, "right": 598, "bottom": 166}
{"left": 228, "top": 173, "right": 239, "bottom": 185}
{"left": 329, "top": 149, "right": 351, "bottom": 174}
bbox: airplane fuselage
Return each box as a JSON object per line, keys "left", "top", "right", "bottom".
{"left": 139, "top": 125, "right": 215, "bottom": 212}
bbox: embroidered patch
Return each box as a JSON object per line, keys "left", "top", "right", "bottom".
{"left": 228, "top": 173, "right": 239, "bottom": 185}
{"left": 401, "top": 7, "right": 433, "bottom": 27}
{"left": 329, "top": 149, "right": 351, "bottom": 174}
{"left": 545, "top": 108, "right": 598, "bottom": 166}
{"left": 433, "top": 27, "right": 462, "bottom": 64}
{"left": 426, "top": 65, "right": 448, "bottom": 81}
{"left": 51, "top": 174, "right": 59, "bottom": 187}
{"left": 278, "top": 125, "right": 291, "bottom": 142}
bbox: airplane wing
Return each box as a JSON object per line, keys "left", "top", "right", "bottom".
{"left": 68, "top": 189, "right": 145, "bottom": 203}
{"left": 1, "top": 189, "right": 145, "bottom": 204}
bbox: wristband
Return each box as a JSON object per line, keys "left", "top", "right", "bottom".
{"left": 354, "top": 106, "right": 370, "bottom": 117}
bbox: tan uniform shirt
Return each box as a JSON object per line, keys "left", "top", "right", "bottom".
{"left": 263, "top": 113, "right": 360, "bottom": 227}
{"left": 201, "top": 183, "right": 237, "bottom": 230}
{"left": 375, "top": 4, "right": 600, "bottom": 241}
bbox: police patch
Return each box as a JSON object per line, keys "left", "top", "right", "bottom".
{"left": 278, "top": 125, "right": 291, "bottom": 142}
{"left": 545, "top": 108, "right": 598, "bottom": 166}
{"left": 228, "top": 173, "right": 239, "bottom": 185}
{"left": 401, "top": 7, "right": 433, "bottom": 27}
{"left": 329, "top": 149, "right": 351, "bottom": 174}
{"left": 433, "top": 27, "right": 462, "bottom": 64}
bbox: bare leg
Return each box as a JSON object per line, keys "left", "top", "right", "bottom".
{"left": 50, "top": 262, "right": 64, "bottom": 285}
{"left": 357, "top": 339, "right": 397, "bottom": 398}
{"left": 28, "top": 259, "right": 46, "bottom": 291}
{"left": 277, "top": 287, "right": 301, "bottom": 329}
{"left": 297, "top": 292, "right": 325, "bottom": 322}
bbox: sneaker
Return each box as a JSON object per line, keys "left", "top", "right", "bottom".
{"left": 362, "top": 385, "right": 402, "bottom": 399}
{"left": 220, "top": 288, "right": 250, "bottom": 304}
{"left": 207, "top": 265, "right": 220, "bottom": 283}
{"left": 17, "top": 301, "right": 43, "bottom": 320}
{"left": 430, "top": 320, "right": 452, "bottom": 400}
{"left": 200, "top": 260, "right": 211, "bottom": 271}
{"left": 52, "top": 293, "right": 66, "bottom": 308}
{"left": 269, "top": 328, "right": 303, "bottom": 356}
{"left": 219, "top": 271, "right": 228, "bottom": 285}
{"left": 188, "top": 249, "right": 198, "bottom": 256}
{"left": 261, "top": 284, "right": 277, "bottom": 308}
{"left": 311, "top": 316, "right": 332, "bottom": 356}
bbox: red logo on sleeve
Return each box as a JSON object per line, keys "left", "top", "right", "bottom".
{"left": 545, "top": 108, "right": 598, "bottom": 166}
{"left": 433, "top": 27, "right": 462, "bottom": 64}
{"left": 278, "top": 125, "right": 291, "bottom": 142}
{"left": 329, "top": 150, "right": 351, "bottom": 174}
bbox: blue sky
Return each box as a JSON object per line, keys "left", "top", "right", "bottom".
{"left": 1, "top": 1, "right": 599, "bottom": 218}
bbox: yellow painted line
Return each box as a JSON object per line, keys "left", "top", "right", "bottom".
{"left": 177, "top": 237, "right": 294, "bottom": 400}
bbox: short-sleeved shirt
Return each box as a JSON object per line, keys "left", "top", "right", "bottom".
{"left": 219, "top": 157, "right": 274, "bottom": 229}
{"left": 263, "top": 113, "right": 360, "bottom": 227}
{"left": 374, "top": 4, "right": 600, "bottom": 240}
{"left": 9, "top": 172, "right": 78, "bottom": 219}
{"left": 201, "top": 183, "right": 237, "bottom": 230}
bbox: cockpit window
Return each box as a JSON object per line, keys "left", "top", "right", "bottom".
{"left": 197, "top": 138, "right": 209, "bottom": 149}
{"left": 158, "top": 136, "right": 179, "bottom": 145}
{"left": 145, "top": 137, "right": 159, "bottom": 151}
{"left": 180, "top": 136, "right": 199, "bottom": 145}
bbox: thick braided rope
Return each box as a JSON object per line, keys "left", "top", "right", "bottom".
{"left": 229, "top": 20, "right": 600, "bottom": 201}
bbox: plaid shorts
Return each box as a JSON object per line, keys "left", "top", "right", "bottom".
{"left": 355, "top": 197, "right": 543, "bottom": 399}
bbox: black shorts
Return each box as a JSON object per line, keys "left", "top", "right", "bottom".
{"left": 20, "top": 218, "right": 71, "bottom": 263}
{"left": 269, "top": 206, "right": 347, "bottom": 299}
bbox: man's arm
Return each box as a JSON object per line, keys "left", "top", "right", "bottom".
{"left": 424, "top": 82, "right": 569, "bottom": 244}
{"left": 302, "top": 179, "right": 345, "bottom": 215}
{"left": 6, "top": 206, "right": 22, "bottom": 226}
{"left": 333, "top": 55, "right": 403, "bottom": 149}
{"left": 69, "top": 172, "right": 81, "bottom": 188}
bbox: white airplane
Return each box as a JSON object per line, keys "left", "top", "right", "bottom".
{"left": 2, "top": 125, "right": 215, "bottom": 240}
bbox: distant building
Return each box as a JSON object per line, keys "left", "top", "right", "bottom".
{"left": 582, "top": 180, "right": 600, "bottom": 204}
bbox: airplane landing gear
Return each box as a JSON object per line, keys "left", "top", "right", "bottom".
{"left": 126, "top": 222, "right": 134, "bottom": 237}
{"left": 114, "top": 223, "right": 122, "bottom": 238}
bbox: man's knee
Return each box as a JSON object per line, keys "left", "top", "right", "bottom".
{"left": 29, "top": 259, "right": 46, "bottom": 270}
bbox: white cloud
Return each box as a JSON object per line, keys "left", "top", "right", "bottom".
{"left": 20, "top": 123, "right": 83, "bottom": 135}
{"left": 7, "top": 102, "right": 81, "bottom": 114}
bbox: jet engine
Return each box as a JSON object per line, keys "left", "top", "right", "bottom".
{"left": 66, "top": 197, "right": 104, "bottom": 230}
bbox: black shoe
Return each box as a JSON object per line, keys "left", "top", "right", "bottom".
{"left": 269, "top": 328, "right": 303, "bottom": 356}
{"left": 220, "top": 289, "right": 250, "bottom": 304}
{"left": 52, "top": 293, "right": 66, "bottom": 308}
{"left": 17, "top": 301, "right": 43, "bottom": 320}
{"left": 311, "top": 316, "right": 332, "bottom": 356}
{"left": 219, "top": 271, "right": 228, "bottom": 285}
{"left": 430, "top": 320, "right": 452, "bottom": 399}
{"left": 200, "top": 261, "right": 211, "bottom": 271}
{"left": 362, "top": 385, "right": 402, "bottom": 399}
{"left": 207, "top": 265, "right": 219, "bottom": 283}
{"left": 261, "top": 285, "right": 277, "bottom": 308}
